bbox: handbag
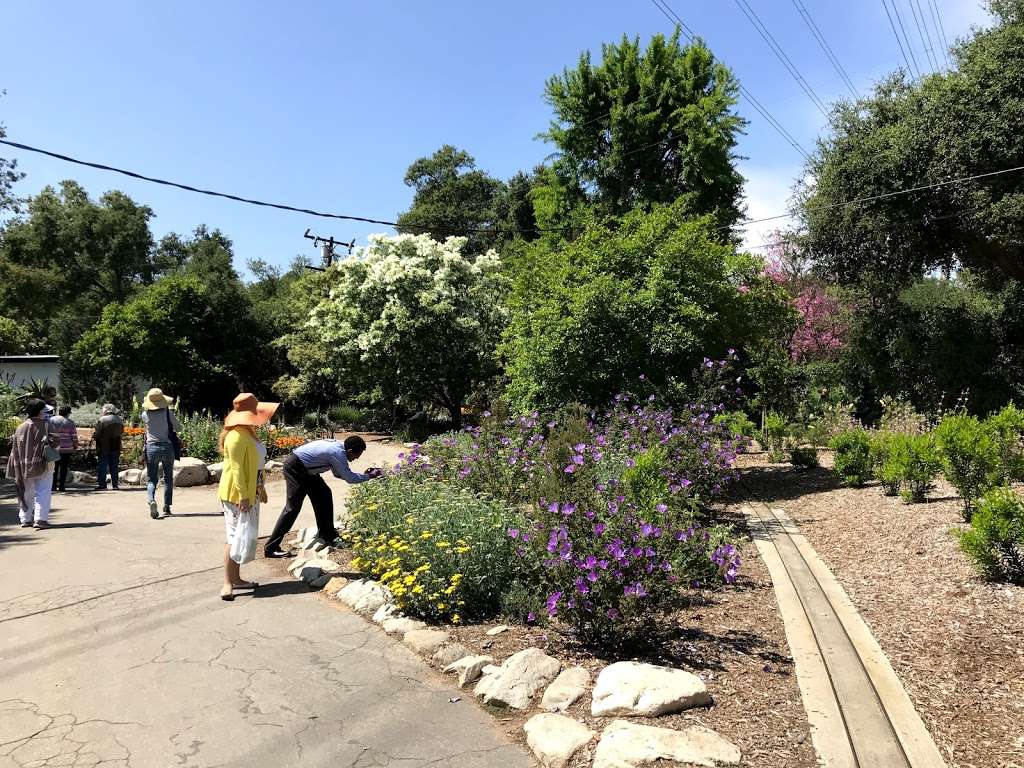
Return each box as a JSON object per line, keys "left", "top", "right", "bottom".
{"left": 43, "top": 422, "right": 61, "bottom": 462}
{"left": 229, "top": 503, "right": 260, "bottom": 564}
{"left": 165, "top": 409, "right": 183, "bottom": 460}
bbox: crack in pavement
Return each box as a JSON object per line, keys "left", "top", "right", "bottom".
{"left": 0, "top": 699, "right": 140, "bottom": 767}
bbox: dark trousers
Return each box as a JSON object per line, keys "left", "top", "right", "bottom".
{"left": 97, "top": 452, "right": 120, "bottom": 488}
{"left": 265, "top": 454, "right": 336, "bottom": 553}
{"left": 52, "top": 453, "right": 72, "bottom": 491}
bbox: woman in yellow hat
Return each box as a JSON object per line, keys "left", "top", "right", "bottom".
{"left": 218, "top": 393, "right": 279, "bottom": 601}
{"left": 141, "top": 387, "right": 180, "bottom": 519}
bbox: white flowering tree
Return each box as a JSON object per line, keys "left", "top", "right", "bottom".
{"left": 309, "top": 233, "right": 507, "bottom": 428}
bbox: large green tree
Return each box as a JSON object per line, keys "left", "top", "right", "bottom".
{"left": 801, "top": 1, "right": 1024, "bottom": 287}
{"left": 541, "top": 30, "right": 746, "bottom": 230}
{"left": 0, "top": 181, "right": 157, "bottom": 351}
{"left": 397, "top": 145, "right": 506, "bottom": 255}
{"left": 502, "top": 202, "right": 792, "bottom": 410}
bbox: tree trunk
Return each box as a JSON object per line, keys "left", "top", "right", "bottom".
{"left": 448, "top": 404, "right": 462, "bottom": 431}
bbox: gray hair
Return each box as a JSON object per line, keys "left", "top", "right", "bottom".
{"left": 101, "top": 403, "right": 120, "bottom": 415}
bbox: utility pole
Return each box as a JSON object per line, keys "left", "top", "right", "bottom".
{"left": 303, "top": 228, "right": 356, "bottom": 271}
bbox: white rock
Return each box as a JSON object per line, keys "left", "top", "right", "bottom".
{"left": 372, "top": 603, "right": 401, "bottom": 624}
{"left": 474, "top": 670, "right": 497, "bottom": 700}
{"left": 486, "top": 625, "right": 510, "bottom": 636}
{"left": 403, "top": 629, "right": 450, "bottom": 655}
{"left": 304, "top": 558, "right": 342, "bottom": 574}
{"left": 541, "top": 667, "right": 591, "bottom": 712}
{"left": 207, "top": 462, "right": 223, "bottom": 482}
{"left": 591, "top": 662, "right": 710, "bottom": 717}
{"left": 433, "top": 643, "right": 473, "bottom": 667}
{"left": 172, "top": 457, "right": 209, "bottom": 487}
{"left": 298, "top": 559, "right": 342, "bottom": 585}
{"left": 482, "top": 664, "right": 500, "bottom": 675}
{"left": 265, "top": 460, "right": 284, "bottom": 472}
{"left": 445, "top": 655, "right": 494, "bottom": 687}
{"left": 301, "top": 538, "right": 321, "bottom": 551}
{"left": 480, "top": 647, "right": 561, "bottom": 710}
{"left": 592, "top": 720, "right": 741, "bottom": 768}
{"left": 381, "top": 616, "right": 427, "bottom": 635}
{"left": 524, "top": 714, "right": 595, "bottom": 768}
{"left": 69, "top": 470, "right": 95, "bottom": 484}
{"left": 287, "top": 555, "right": 314, "bottom": 574}
{"left": 336, "top": 579, "right": 392, "bottom": 615}
{"left": 118, "top": 468, "right": 144, "bottom": 486}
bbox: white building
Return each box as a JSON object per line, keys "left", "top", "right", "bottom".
{"left": 0, "top": 355, "right": 60, "bottom": 392}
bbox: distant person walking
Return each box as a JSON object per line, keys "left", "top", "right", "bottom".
{"left": 94, "top": 404, "right": 124, "bottom": 490}
{"left": 264, "top": 436, "right": 381, "bottom": 558}
{"left": 50, "top": 406, "right": 79, "bottom": 492}
{"left": 141, "top": 388, "right": 180, "bottom": 519}
{"left": 6, "top": 399, "right": 59, "bottom": 529}
{"left": 218, "top": 393, "right": 278, "bottom": 600}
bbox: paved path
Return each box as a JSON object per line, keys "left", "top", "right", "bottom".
{"left": 743, "top": 502, "right": 947, "bottom": 768}
{"left": 0, "top": 439, "right": 532, "bottom": 768}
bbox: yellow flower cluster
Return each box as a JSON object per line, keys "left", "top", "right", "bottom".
{"left": 345, "top": 526, "right": 470, "bottom": 623}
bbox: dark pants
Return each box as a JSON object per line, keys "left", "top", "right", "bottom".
{"left": 53, "top": 453, "right": 72, "bottom": 491}
{"left": 265, "top": 454, "right": 335, "bottom": 553}
{"left": 97, "top": 452, "right": 120, "bottom": 488}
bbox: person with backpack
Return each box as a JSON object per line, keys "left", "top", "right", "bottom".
{"left": 140, "top": 388, "right": 181, "bottom": 519}
{"left": 7, "top": 399, "right": 60, "bottom": 529}
{"left": 49, "top": 406, "right": 79, "bottom": 492}
{"left": 94, "top": 404, "right": 124, "bottom": 490}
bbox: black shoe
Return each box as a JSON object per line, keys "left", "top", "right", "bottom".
{"left": 96, "top": 486, "right": 107, "bottom": 491}
{"left": 264, "top": 548, "right": 291, "bottom": 559}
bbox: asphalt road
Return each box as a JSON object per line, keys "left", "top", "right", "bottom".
{"left": 0, "top": 438, "right": 533, "bottom": 768}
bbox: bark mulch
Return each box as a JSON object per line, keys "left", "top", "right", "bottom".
{"left": 734, "top": 453, "right": 1024, "bottom": 768}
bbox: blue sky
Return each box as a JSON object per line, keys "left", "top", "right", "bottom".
{"left": 0, "top": 0, "right": 992, "bottom": 276}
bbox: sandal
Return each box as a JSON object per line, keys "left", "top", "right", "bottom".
{"left": 220, "top": 587, "right": 235, "bottom": 601}
{"left": 231, "top": 581, "right": 259, "bottom": 590}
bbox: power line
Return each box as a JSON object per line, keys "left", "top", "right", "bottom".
{"left": 791, "top": 0, "right": 860, "bottom": 100}
{"left": 648, "top": 0, "right": 810, "bottom": 159}
{"left": 926, "top": 0, "right": 952, "bottom": 68}
{"left": 891, "top": 0, "right": 923, "bottom": 78}
{"left": 881, "top": 0, "right": 917, "bottom": 78}
{"left": 731, "top": 0, "right": 830, "bottom": 119}
{"left": 908, "top": 0, "right": 939, "bottom": 72}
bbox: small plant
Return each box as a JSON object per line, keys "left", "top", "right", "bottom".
{"left": 879, "top": 395, "right": 929, "bottom": 435}
{"left": 955, "top": 486, "right": 1024, "bottom": 584}
{"left": 70, "top": 401, "right": 105, "bottom": 428}
{"left": 986, "top": 404, "right": 1024, "bottom": 483}
{"left": 789, "top": 445, "right": 819, "bottom": 468}
{"left": 934, "top": 414, "right": 1001, "bottom": 518}
{"left": 830, "top": 429, "right": 873, "bottom": 486}
{"left": 890, "top": 433, "right": 942, "bottom": 504}
{"left": 761, "top": 411, "right": 787, "bottom": 457}
{"left": 713, "top": 410, "right": 756, "bottom": 447}
{"left": 870, "top": 432, "right": 901, "bottom": 496}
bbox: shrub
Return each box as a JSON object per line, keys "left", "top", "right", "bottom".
{"left": 713, "top": 410, "right": 756, "bottom": 447}
{"left": 889, "top": 433, "right": 942, "bottom": 504}
{"left": 69, "top": 401, "right": 105, "bottom": 428}
{"left": 934, "top": 414, "right": 1001, "bottom": 518}
{"left": 761, "top": 411, "right": 788, "bottom": 459}
{"left": 345, "top": 476, "right": 530, "bottom": 622}
{"left": 789, "top": 446, "right": 819, "bottom": 469}
{"left": 870, "top": 432, "right": 901, "bottom": 496}
{"left": 955, "top": 486, "right": 1024, "bottom": 584}
{"left": 175, "top": 412, "right": 222, "bottom": 463}
{"left": 831, "top": 429, "right": 873, "bottom": 486}
{"left": 986, "top": 404, "right": 1024, "bottom": 482}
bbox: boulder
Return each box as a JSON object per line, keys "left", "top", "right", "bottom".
{"left": 172, "top": 458, "right": 209, "bottom": 487}
{"left": 336, "top": 579, "right": 392, "bottom": 616}
{"left": 403, "top": 629, "right": 450, "bottom": 655}
{"left": 524, "top": 714, "right": 595, "bottom": 768}
{"left": 372, "top": 603, "right": 401, "bottom": 624}
{"left": 381, "top": 617, "right": 427, "bottom": 635}
{"left": 541, "top": 667, "right": 591, "bottom": 712}
{"left": 207, "top": 462, "right": 224, "bottom": 482}
{"left": 444, "top": 655, "right": 494, "bottom": 687}
{"left": 433, "top": 643, "right": 473, "bottom": 667}
{"left": 478, "top": 647, "right": 561, "bottom": 710}
{"left": 265, "top": 460, "right": 284, "bottom": 473}
{"left": 298, "top": 559, "right": 342, "bottom": 585}
{"left": 118, "top": 468, "right": 145, "bottom": 486}
{"left": 592, "top": 720, "right": 741, "bottom": 768}
{"left": 322, "top": 576, "right": 349, "bottom": 595}
{"left": 69, "top": 470, "right": 96, "bottom": 485}
{"left": 591, "top": 662, "right": 711, "bottom": 717}
{"left": 485, "top": 625, "right": 510, "bottom": 636}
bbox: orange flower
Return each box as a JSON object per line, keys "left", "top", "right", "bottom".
{"left": 124, "top": 427, "right": 145, "bottom": 436}
{"left": 274, "top": 436, "right": 306, "bottom": 449}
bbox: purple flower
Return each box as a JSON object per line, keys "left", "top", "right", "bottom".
{"left": 572, "top": 454, "right": 585, "bottom": 465}
{"left": 564, "top": 464, "right": 577, "bottom": 474}
{"left": 548, "top": 501, "right": 559, "bottom": 514}
{"left": 655, "top": 503, "right": 668, "bottom": 514}
{"left": 606, "top": 608, "right": 620, "bottom": 619}
{"left": 640, "top": 522, "right": 655, "bottom": 537}
{"left": 545, "top": 591, "right": 562, "bottom": 616}
{"left": 562, "top": 503, "right": 576, "bottom": 516}
{"left": 507, "top": 528, "right": 520, "bottom": 539}
{"left": 527, "top": 611, "right": 536, "bottom": 623}
{"left": 587, "top": 570, "right": 599, "bottom": 583}
{"left": 583, "top": 555, "right": 598, "bottom": 569}
{"left": 593, "top": 522, "right": 607, "bottom": 536}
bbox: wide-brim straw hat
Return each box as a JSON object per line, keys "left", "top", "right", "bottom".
{"left": 224, "top": 393, "right": 280, "bottom": 428}
{"left": 142, "top": 388, "right": 171, "bottom": 411}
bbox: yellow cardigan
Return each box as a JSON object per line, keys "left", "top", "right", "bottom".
{"left": 218, "top": 429, "right": 257, "bottom": 505}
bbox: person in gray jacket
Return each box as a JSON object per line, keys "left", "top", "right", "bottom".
{"left": 140, "top": 388, "right": 180, "bottom": 519}
{"left": 94, "top": 404, "right": 124, "bottom": 490}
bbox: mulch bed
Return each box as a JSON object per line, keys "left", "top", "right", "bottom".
{"left": 271, "top": 522, "right": 818, "bottom": 768}
{"left": 734, "top": 452, "right": 1024, "bottom": 768}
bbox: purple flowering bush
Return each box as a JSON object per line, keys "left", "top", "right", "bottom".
{"left": 390, "top": 388, "right": 744, "bottom": 642}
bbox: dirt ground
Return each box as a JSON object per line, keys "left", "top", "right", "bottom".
{"left": 734, "top": 452, "right": 1024, "bottom": 768}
